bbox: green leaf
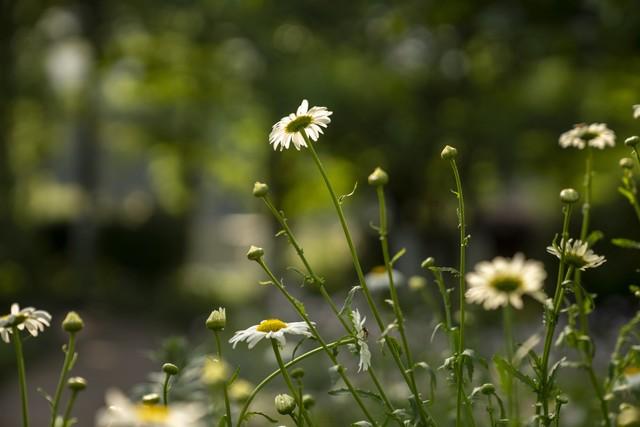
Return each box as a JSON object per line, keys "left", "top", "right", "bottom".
{"left": 612, "top": 238, "right": 640, "bottom": 250}
{"left": 246, "top": 411, "right": 279, "bottom": 423}
{"left": 389, "top": 248, "right": 406, "bottom": 266}
{"left": 339, "top": 181, "right": 358, "bottom": 204}
{"left": 36, "top": 387, "right": 53, "bottom": 407}
{"left": 339, "top": 286, "right": 361, "bottom": 316}
{"left": 414, "top": 361, "right": 437, "bottom": 400}
{"left": 493, "top": 356, "right": 537, "bottom": 390}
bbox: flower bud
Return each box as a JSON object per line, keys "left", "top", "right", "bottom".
{"left": 421, "top": 257, "right": 436, "bottom": 270}
{"left": 252, "top": 182, "right": 269, "bottom": 198}
{"left": 302, "top": 394, "right": 315, "bottom": 409}
{"left": 625, "top": 136, "right": 640, "bottom": 148}
{"left": 479, "top": 383, "right": 495, "bottom": 395}
{"left": 67, "top": 376, "right": 87, "bottom": 392}
{"left": 621, "top": 157, "right": 635, "bottom": 169}
{"left": 162, "top": 363, "right": 179, "bottom": 376}
{"left": 247, "top": 245, "right": 264, "bottom": 261}
{"left": 408, "top": 275, "right": 426, "bottom": 291}
{"left": 559, "top": 188, "right": 579, "bottom": 204}
{"left": 617, "top": 404, "right": 640, "bottom": 427}
{"left": 142, "top": 393, "right": 161, "bottom": 405}
{"left": 206, "top": 307, "right": 226, "bottom": 331}
{"left": 441, "top": 145, "right": 458, "bottom": 160}
{"left": 367, "top": 167, "right": 389, "bottom": 186}
{"left": 291, "top": 367, "right": 305, "bottom": 379}
{"left": 275, "top": 393, "right": 297, "bottom": 415}
{"left": 555, "top": 395, "right": 569, "bottom": 404}
{"left": 62, "top": 311, "right": 84, "bottom": 333}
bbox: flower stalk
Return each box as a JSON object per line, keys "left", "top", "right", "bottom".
{"left": 13, "top": 326, "right": 30, "bottom": 427}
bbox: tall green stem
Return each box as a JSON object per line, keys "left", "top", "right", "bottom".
{"left": 50, "top": 333, "right": 76, "bottom": 427}
{"left": 12, "top": 327, "right": 30, "bottom": 427}
{"left": 304, "top": 137, "right": 434, "bottom": 425}
{"left": 61, "top": 390, "right": 79, "bottom": 427}
{"left": 503, "top": 305, "right": 519, "bottom": 426}
{"left": 271, "top": 340, "right": 314, "bottom": 427}
{"left": 214, "top": 330, "right": 233, "bottom": 427}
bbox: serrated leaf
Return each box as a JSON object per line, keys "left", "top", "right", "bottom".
{"left": 612, "top": 238, "right": 640, "bottom": 250}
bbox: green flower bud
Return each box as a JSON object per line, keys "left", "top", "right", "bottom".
{"left": 275, "top": 393, "right": 297, "bottom": 415}
{"left": 291, "top": 367, "right": 305, "bottom": 379}
{"left": 441, "top": 145, "right": 458, "bottom": 160}
{"left": 367, "top": 167, "right": 389, "bottom": 186}
{"left": 559, "top": 188, "right": 579, "bottom": 204}
{"left": 625, "top": 136, "right": 640, "bottom": 148}
{"left": 408, "top": 275, "right": 426, "bottom": 291}
{"left": 479, "top": 383, "right": 495, "bottom": 395}
{"left": 162, "top": 363, "right": 179, "bottom": 376}
{"left": 247, "top": 245, "right": 264, "bottom": 261}
{"left": 421, "top": 257, "right": 436, "bottom": 270}
{"left": 555, "top": 395, "right": 569, "bottom": 404}
{"left": 618, "top": 404, "right": 640, "bottom": 427}
{"left": 302, "top": 394, "right": 315, "bottom": 409}
{"left": 62, "top": 311, "right": 84, "bottom": 333}
{"left": 206, "top": 307, "right": 226, "bottom": 331}
{"left": 621, "top": 157, "right": 635, "bottom": 169}
{"left": 67, "top": 376, "right": 87, "bottom": 392}
{"left": 142, "top": 393, "right": 161, "bottom": 405}
{"left": 252, "top": 182, "right": 269, "bottom": 198}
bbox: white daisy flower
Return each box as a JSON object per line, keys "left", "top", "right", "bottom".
{"left": 349, "top": 309, "right": 371, "bottom": 372}
{"left": 465, "top": 254, "right": 547, "bottom": 310}
{"left": 229, "top": 319, "right": 312, "bottom": 349}
{"left": 634, "top": 105, "right": 640, "bottom": 119}
{"left": 0, "top": 303, "right": 52, "bottom": 343}
{"left": 558, "top": 123, "right": 615, "bottom": 150}
{"left": 95, "top": 389, "right": 206, "bottom": 427}
{"left": 268, "top": 99, "right": 332, "bottom": 151}
{"left": 546, "top": 238, "right": 606, "bottom": 271}
{"left": 364, "top": 266, "right": 405, "bottom": 292}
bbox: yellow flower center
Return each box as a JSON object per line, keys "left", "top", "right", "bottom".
{"left": 136, "top": 404, "right": 170, "bottom": 422}
{"left": 285, "top": 115, "right": 312, "bottom": 133}
{"left": 489, "top": 275, "right": 523, "bottom": 293}
{"left": 371, "top": 266, "right": 387, "bottom": 274}
{"left": 257, "top": 319, "right": 288, "bottom": 333}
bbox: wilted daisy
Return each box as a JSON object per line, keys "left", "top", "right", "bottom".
{"left": 268, "top": 99, "right": 332, "bottom": 151}
{"left": 229, "top": 319, "right": 312, "bottom": 349}
{"left": 634, "top": 105, "right": 640, "bottom": 119}
{"left": 95, "top": 389, "right": 206, "bottom": 427}
{"left": 348, "top": 309, "right": 371, "bottom": 372}
{"left": 466, "top": 254, "right": 547, "bottom": 310}
{"left": 365, "top": 266, "right": 405, "bottom": 292}
{"left": 546, "top": 238, "right": 606, "bottom": 271}
{"left": 559, "top": 123, "right": 615, "bottom": 150}
{"left": 0, "top": 303, "right": 52, "bottom": 343}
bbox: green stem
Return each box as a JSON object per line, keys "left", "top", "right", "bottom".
{"left": 271, "top": 339, "right": 314, "bottom": 427}
{"left": 236, "top": 339, "right": 353, "bottom": 426}
{"left": 430, "top": 269, "right": 456, "bottom": 351}
{"left": 162, "top": 373, "right": 171, "bottom": 406}
{"left": 214, "top": 331, "right": 233, "bottom": 427}
{"left": 503, "top": 305, "right": 519, "bottom": 426}
{"left": 633, "top": 147, "right": 640, "bottom": 174}
{"left": 580, "top": 148, "right": 593, "bottom": 241}
{"left": 304, "top": 137, "right": 434, "bottom": 426}
{"left": 50, "top": 333, "right": 76, "bottom": 427}
{"left": 586, "top": 363, "right": 611, "bottom": 427}
{"left": 261, "top": 194, "right": 399, "bottom": 422}
{"left": 257, "top": 258, "right": 378, "bottom": 426}
{"left": 449, "top": 158, "right": 468, "bottom": 427}
{"left": 12, "top": 327, "right": 30, "bottom": 427}
{"left": 61, "top": 390, "right": 79, "bottom": 427}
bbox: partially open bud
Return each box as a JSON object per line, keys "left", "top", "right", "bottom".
{"left": 253, "top": 182, "right": 269, "bottom": 198}
{"left": 67, "top": 376, "right": 87, "bottom": 392}
{"left": 441, "top": 145, "right": 458, "bottom": 160}
{"left": 142, "top": 393, "right": 161, "bottom": 405}
{"left": 62, "top": 311, "right": 84, "bottom": 333}
{"left": 408, "top": 275, "right": 426, "bottom": 291}
{"left": 621, "top": 157, "right": 635, "bottom": 169}
{"left": 559, "top": 188, "right": 579, "bottom": 204}
{"left": 421, "top": 257, "right": 436, "bottom": 270}
{"left": 302, "top": 394, "right": 315, "bottom": 409}
{"left": 162, "top": 363, "right": 179, "bottom": 376}
{"left": 618, "top": 404, "right": 640, "bottom": 427}
{"left": 367, "top": 167, "right": 389, "bottom": 186}
{"left": 275, "top": 393, "right": 297, "bottom": 415}
{"left": 206, "top": 307, "right": 226, "bottom": 331}
{"left": 625, "top": 136, "right": 640, "bottom": 148}
{"left": 247, "top": 245, "right": 265, "bottom": 261}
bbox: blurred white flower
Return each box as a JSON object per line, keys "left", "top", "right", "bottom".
{"left": 95, "top": 389, "right": 205, "bottom": 427}
{"left": 269, "top": 99, "right": 332, "bottom": 151}
{"left": 0, "top": 303, "right": 52, "bottom": 343}
{"left": 466, "top": 254, "right": 546, "bottom": 310}
{"left": 634, "top": 105, "right": 640, "bottom": 119}
{"left": 546, "top": 238, "right": 606, "bottom": 271}
{"left": 229, "top": 319, "right": 312, "bottom": 349}
{"left": 559, "top": 123, "right": 615, "bottom": 150}
{"left": 349, "top": 309, "right": 371, "bottom": 372}
{"left": 364, "top": 266, "right": 405, "bottom": 291}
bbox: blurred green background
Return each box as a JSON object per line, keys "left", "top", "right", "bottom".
{"left": 1, "top": 0, "right": 640, "bottom": 424}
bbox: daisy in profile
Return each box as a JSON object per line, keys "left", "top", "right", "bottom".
{"left": 0, "top": 303, "right": 52, "bottom": 343}
{"left": 466, "top": 254, "right": 547, "bottom": 310}
{"left": 269, "top": 99, "right": 332, "bottom": 151}
{"left": 95, "top": 389, "right": 206, "bottom": 427}
{"left": 349, "top": 309, "right": 371, "bottom": 372}
{"left": 364, "top": 266, "right": 405, "bottom": 292}
{"left": 229, "top": 319, "right": 312, "bottom": 349}
{"left": 559, "top": 123, "right": 615, "bottom": 150}
{"left": 546, "top": 238, "right": 606, "bottom": 271}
